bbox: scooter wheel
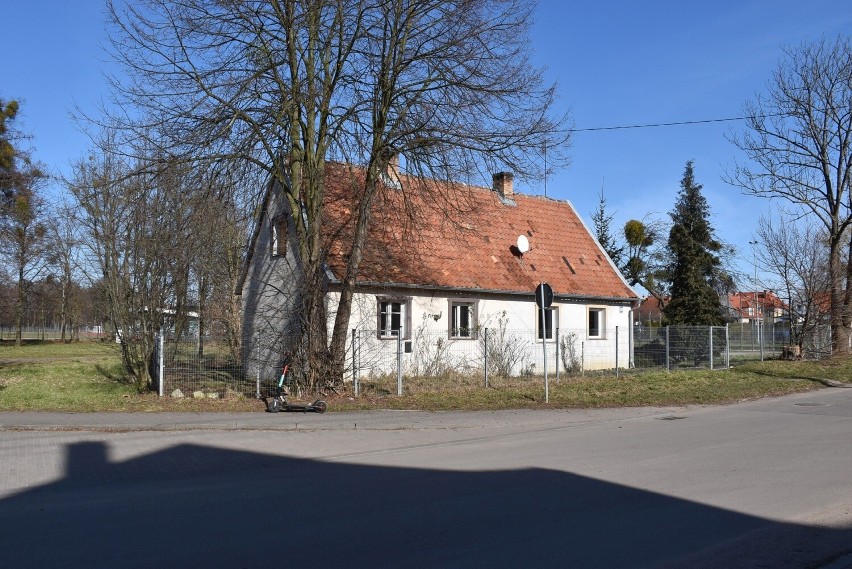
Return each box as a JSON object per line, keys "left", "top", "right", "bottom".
{"left": 312, "top": 400, "right": 327, "bottom": 414}
{"left": 267, "top": 399, "right": 281, "bottom": 413}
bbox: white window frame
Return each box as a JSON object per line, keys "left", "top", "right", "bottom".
{"left": 537, "top": 306, "right": 558, "bottom": 342}
{"left": 449, "top": 300, "right": 477, "bottom": 339}
{"left": 588, "top": 307, "right": 606, "bottom": 339}
{"left": 377, "top": 297, "right": 411, "bottom": 340}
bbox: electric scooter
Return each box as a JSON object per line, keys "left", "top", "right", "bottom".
{"left": 266, "top": 359, "right": 327, "bottom": 413}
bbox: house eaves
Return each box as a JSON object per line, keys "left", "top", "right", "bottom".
{"left": 328, "top": 279, "right": 638, "bottom": 306}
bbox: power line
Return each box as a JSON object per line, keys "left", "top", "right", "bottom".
{"left": 568, "top": 112, "right": 786, "bottom": 133}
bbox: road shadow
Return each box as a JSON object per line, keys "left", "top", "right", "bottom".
{"left": 1, "top": 440, "right": 850, "bottom": 568}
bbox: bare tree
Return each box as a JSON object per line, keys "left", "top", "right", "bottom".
{"left": 756, "top": 212, "right": 831, "bottom": 354}
{"left": 101, "top": 0, "right": 568, "bottom": 389}
{"left": 46, "top": 202, "right": 85, "bottom": 342}
{"left": 66, "top": 138, "right": 195, "bottom": 390}
{"left": 185, "top": 173, "right": 250, "bottom": 360}
{"left": 727, "top": 36, "right": 852, "bottom": 353}
{"left": 0, "top": 98, "right": 50, "bottom": 345}
{"left": 0, "top": 179, "right": 48, "bottom": 346}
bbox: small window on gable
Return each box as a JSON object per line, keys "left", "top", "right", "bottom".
{"left": 377, "top": 297, "right": 412, "bottom": 340}
{"left": 271, "top": 216, "right": 287, "bottom": 258}
{"left": 588, "top": 307, "right": 605, "bottom": 339}
{"left": 380, "top": 171, "right": 402, "bottom": 190}
{"left": 449, "top": 301, "right": 477, "bottom": 339}
{"left": 537, "top": 306, "right": 558, "bottom": 342}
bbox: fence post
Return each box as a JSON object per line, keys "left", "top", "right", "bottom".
{"left": 352, "top": 328, "right": 359, "bottom": 396}
{"left": 581, "top": 341, "right": 585, "bottom": 376}
{"left": 629, "top": 312, "right": 634, "bottom": 369}
{"left": 484, "top": 327, "right": 489, "bottom": 388}
{"left": 615, "top": 326, "right": 619, "bottom": 378}
{"left": 760, "top": 320, "right": 764, "bottom": 361}
{"left": 709, "top": 326, "right": 714, "bottom": 370}
{"left": 726, "top": 324, "right": 730, "bottom": 368}
{"left": 665, "top": 325, "right": 670, "bottom": 372}
{"left": 555, "top": 327, "right": 560, "bottom": 383}
{"left": 158, "top": 333, "right": 165, "bottom": 397}
{"left": 255, "top": 343, "right": 260, "bottom": 399}
{"left": 396, "top": 332, "right": 403, "bottom": 396}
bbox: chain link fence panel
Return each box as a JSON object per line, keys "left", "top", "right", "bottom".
{"left": 157, "top": 324, "right": 738, "bottom": 397}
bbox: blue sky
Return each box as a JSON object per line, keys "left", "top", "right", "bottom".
{"left": 4, "top": 1, "right": 852, "bottom": 287}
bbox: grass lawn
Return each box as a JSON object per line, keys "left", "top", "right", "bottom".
{"left": 0, "top": 340, "right": 847, "bottom": 412}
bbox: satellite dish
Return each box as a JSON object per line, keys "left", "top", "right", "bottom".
{"left": 517, "top": 235, "right": 530, "bottom": 254}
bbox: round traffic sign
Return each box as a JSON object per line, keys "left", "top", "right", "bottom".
{"left": 535, "top": 282, "right": 553, "bottom": 308}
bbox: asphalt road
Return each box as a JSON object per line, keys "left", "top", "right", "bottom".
{"left": 1, "top": 388, "right": 852, "bottom": 568}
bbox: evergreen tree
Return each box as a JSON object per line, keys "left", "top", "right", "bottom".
{"left": 664, "top": 161, "right": 724, "bottom": 325}
{"left": 590, "top": 187, "right": 623, "bottom": 267}
{"left": 0, "top": 99, "right": 21, "bottom": 204}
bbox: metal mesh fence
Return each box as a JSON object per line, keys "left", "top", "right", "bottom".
{"left": 156, "top": 323, "right": 837, "bottom": 397}
{"left": 155, "top": 335, "right": 249, "bottom": 399}
{"left": 0, "top": 325, "right": 107, "bottom": 341}
{"left": 726, "top": 322, "right": 832, "bottom": 362}
{"left": 632, "top": 326, "right": 729, "bottom": 370}
{"left": 349, "top": 327, "right": 635, "bottom": 395}
{"left": 797, "top": 325, "right": 832, "bottom": 360}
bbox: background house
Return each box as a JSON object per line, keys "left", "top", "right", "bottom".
{"left": 728, "top": 291, "right": 787, "bottom": 324}
{"left": 636, "top": 296, "right": 666, "bottom": 326}
{"left": 238, "top": 161, "right": 639, "bottom": 380}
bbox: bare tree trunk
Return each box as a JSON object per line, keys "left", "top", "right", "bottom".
{"left": 196, "top": 275, "right": 207, "bottom": 357}
{"left": 329, "top": 167, "right": 380, "bottom": 381}
{"left": 14, "top": 265, "right": 23, "bottom": 347}
{"left": 830, "top": 237, "right": 850, "bottom": 354}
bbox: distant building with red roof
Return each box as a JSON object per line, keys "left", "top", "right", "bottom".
{"left": 728, "top": 291, "right": 787, "bottom": 323}
{"left": 636, "top": 296, "right": 667, "bottom": 326}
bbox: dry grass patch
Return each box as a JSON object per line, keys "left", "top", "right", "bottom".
{"left": 1, "top": 342, "right": 848, "bottom": 413}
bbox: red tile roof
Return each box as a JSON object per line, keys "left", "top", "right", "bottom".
{"left": 322, "top": 162, "right": 637, "bottom": 301}
{"left": 728, "top": 291, "right": 787, "bottom": 311}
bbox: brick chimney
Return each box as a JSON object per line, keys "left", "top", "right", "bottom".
{"left": 492, "top": 172, "right": 514, "bottom": 199}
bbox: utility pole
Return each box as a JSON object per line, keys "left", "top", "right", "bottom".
{"left": 749, "top": 240, "right": 762, "bottom": 360}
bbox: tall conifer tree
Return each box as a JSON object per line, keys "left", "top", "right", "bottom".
{"left": 664, "top": 161, "right": 724, "bottom": 325}
{"left": 591, "top": 187, "right": 623, "bottom": 267}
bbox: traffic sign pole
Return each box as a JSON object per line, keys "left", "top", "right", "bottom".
{"left": 535, "top": 283, "right": 553, "bottom": 404}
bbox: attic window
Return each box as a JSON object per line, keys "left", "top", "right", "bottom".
{"left": 562, "top": 256, "right": 576, "bottom": 274}
{"left": 380, "top": 171, "right": 402, "bottom": 190}
{"left": 271, "top": 216, "right": 287, "bottom": 258}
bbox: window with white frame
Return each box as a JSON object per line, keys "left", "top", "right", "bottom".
{"left": 449, "top": 301, "right": 477, "bottom": 339}
{"left": 536, "top": 306, "right": 558, "bottom": 341}
{"left": 588, "top": 307, "right": 605, "bottom": 339}
{"left": 377, "top": 297, "right": 411, "bottom": 339}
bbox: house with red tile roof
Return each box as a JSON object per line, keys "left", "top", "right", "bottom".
{"left": 728, "top": 291, "right": 787, "bottom": 324}
{"left": 636, "top": 296, "right": 667, "bottom": 326}
{"left": 238, "top": 160, "right": 639, "bottom": 377}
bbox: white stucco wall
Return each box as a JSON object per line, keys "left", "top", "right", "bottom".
{"left": 329, "top": 289, "right": 634, "bottom": 378}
